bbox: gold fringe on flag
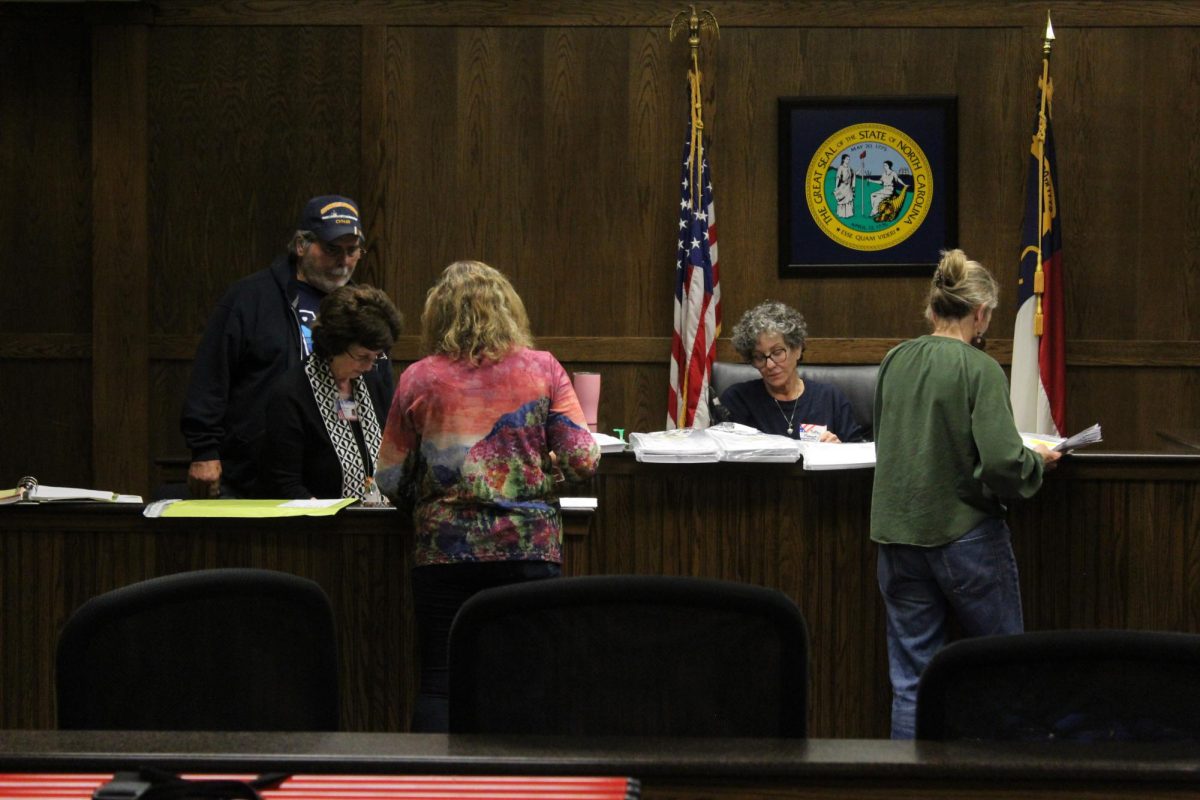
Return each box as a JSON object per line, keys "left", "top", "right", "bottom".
{"left": 670, "top": 7, "right": 719, "bottom": 214}
{"left": 1033, "top": 11, "right": 1055, "bottom": 336}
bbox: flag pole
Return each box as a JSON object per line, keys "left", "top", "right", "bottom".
{"left": 1033, "top": 11, "right": 1055, "bottom": 336}
{"left": 670, "top": 7, "right": 719, "bottom": 214}
{"left": 669, "top": 6, "right": 719, "bottom": 427}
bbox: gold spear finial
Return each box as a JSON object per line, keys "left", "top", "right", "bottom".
{"left": 1043, "top": 10, "right": 1055, "bottom": 55}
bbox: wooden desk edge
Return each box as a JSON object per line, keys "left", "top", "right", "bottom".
{"left": 0, "top": 733, "right": 1197, "bottom": 784}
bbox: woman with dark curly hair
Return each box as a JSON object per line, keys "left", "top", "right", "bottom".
{"left": 719, "top": 300, "right": 864, "bottom": 442}
{"left": 259, "top": 285, "right": 402, "bottom": 499}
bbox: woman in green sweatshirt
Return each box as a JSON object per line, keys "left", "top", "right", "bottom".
{"left": 870, "top": 248, "right": 1060, "bottom": 739}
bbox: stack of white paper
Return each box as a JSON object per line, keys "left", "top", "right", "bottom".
{"left": 1055, "top": 423, "right": 1102, "bottom": 451}
{"left": 629, "top": 429, "right": 721, "bottom": 463}
{"left": 797, "top": 441, "right": 876, "bottom": 471}
{"left": 706, "top": 423, "right": 802, "bottom": 463}
{"left": 590, "top": 431, "right": 628, "bottom": 454}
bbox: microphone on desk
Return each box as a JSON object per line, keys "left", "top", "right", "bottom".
{"left": 710, "top": 396, "right": 733, "bottom": 424}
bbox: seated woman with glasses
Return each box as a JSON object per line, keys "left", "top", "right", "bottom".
{"left": 258, "top": 285, "right": 403, "bottom": 499}
{"left": 718, "top": 300, "right": 864, "bottom": 442}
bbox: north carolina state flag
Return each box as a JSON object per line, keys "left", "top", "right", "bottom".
{"left": 1011, "top": 56, "right": 1065, "bottom": 436}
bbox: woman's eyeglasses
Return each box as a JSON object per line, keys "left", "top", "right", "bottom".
{"left": 347, "top": 348, "right": 385, "bottom": 366}
{"left": 749, "top": 347, "right": 790, "bottom": 368}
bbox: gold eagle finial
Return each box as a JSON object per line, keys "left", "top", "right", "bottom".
{"left": 670, "top": 6, "right": 720, "bottom": 48}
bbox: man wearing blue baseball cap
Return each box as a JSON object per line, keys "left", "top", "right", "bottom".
{"left": 180, "top": 195, "right": 394, "bottom": 498}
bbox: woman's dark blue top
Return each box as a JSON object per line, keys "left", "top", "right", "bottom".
{"left": 718, "top": 378, "right": 865, "bottom": 442}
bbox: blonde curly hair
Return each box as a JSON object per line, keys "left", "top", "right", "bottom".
{"left": 421, "top": 260, "right": 533, "bottom": 364}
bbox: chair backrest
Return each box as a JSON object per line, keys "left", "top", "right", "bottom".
{"left": 916, "top": 630, "right": 1200, "bottom": 741}
{"left": 56, "top": 568, "right": 339, "bottom": 731}
{"left": 709, "top": 361, "right": 879, "bottom": 436}
{"left": 448, "top": 575, "right": 809, "bottom": 737}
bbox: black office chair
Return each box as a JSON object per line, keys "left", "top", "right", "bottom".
{"left": 56, "top": 568, "right": 339, "bottom": 731}
{"left": 448, "top": 574, "right": 809, "bottom": 736}
{"left": 916, "top": 630, "right": 1200, "bottom": 741}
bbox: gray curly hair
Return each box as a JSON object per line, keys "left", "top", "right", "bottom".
{"left": 730, "top": 301, "right": 808, "bottom": 361}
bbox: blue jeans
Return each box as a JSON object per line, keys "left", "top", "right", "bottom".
{"left": 876, "top": 517, "right": 1024, "bottom": 739}
{"left": 409, "top": 560, "right": 560, "bottom": 732}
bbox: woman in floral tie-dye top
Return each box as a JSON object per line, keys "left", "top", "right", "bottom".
{"left": 376, "top": 260, "right": 600, "bottom": 732}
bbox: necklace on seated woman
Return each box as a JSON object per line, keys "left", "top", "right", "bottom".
{"left": 769, "top": 378, "right": 804, "bottom": 436}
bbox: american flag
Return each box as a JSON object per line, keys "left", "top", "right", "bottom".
{"left": 667, "top": 100, "right": 721, "bottom": 429}
{"left": 1011, "top": 45, "right": 1065, "bottom": 436}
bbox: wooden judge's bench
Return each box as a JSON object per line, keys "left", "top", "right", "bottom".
{"left": 2, "top": 450, "right": 1199, "bottom": 739}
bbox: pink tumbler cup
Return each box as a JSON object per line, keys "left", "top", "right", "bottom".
{"left": 572, "top": 372, "right": 601, "bottom": 433}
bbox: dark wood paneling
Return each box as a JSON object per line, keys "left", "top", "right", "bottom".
{"left": 358, "top": 25, "right": 393, "bottom": 295}
{"left": 92, "top": 23, "right": 149, "bottom": 492}
{"left": 450, "top": 27, "right": 546, "bottom": 309}
{"left": 145, "top": 1, "right": 1200, "bottom": 28}
{"left": 1054, "top": 27, "right": 1200, "bottom": 343}
{"left": 146, "top": 26, "right": 365, "bottom": 335}
{"left": 0, "top": 15, "right": 91, "bottom": 334}
{"left": 5, "top": 4, "right": 1200, "bottom": 533}
{"left": 0, "top": 362, "right": 93, "bottom": 489}
{"left": 4, "top": 456, "right": 1198, "bottom": 737}
{"left": 385, "top": 26, "right": 457, "bottom": 316}
{"left": 0, "top": 335, "right": 91, "bottom": 359}
{"left": 1069, "top": 367, "right": 1200, "bottom": 451}
{"left": 0, "top": 508, "right": 412, "bottom": 731}
{"left": 148, "top": 361, "right": 195, "bottom": 489}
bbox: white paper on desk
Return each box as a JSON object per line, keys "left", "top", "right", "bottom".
{"left": 798, "top": 441, "right": 876, "bottom": 471}
{"left": 630, "top": 429, "right": 721, "bottom": 463}
{"left": 706, "top": 423, "right": 802, "bottom": 463}
{"left": 559, "top": 496, "right": 598, "bottom": 510}
{"left": 281, "top": 498, "right": 350, "bottom": 508}
{"left": 142, "top": 499, "right": 179, "bottom": 518}
{"left": 28, "top": 484, "right": 141, "bottom": 502}
{"left": 590, "top": 432, "right": 627, "bottom": 454}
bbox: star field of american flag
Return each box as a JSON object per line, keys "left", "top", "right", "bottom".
{"left": 667, "top": 110, "right": 721, "bottom": 429}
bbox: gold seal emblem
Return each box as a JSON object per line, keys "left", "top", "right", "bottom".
{"left": 805, "top": 123, "right": 933, "bottom": 252}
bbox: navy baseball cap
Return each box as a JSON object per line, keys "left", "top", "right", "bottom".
{"left": 299, "top": 195, "right": 363, "bottom": 242}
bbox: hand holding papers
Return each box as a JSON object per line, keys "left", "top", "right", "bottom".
{"left": 1053, "top": 423, "right": 1103, "bottom": 452}
{"left": 1021, "top": 423, "right": 1103, "bottom": 454}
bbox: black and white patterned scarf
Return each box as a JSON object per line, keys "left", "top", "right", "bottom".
{"left": 304, "top": 356, "right": 382, "bottom": 500}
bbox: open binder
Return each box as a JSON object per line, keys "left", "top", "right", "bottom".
{"left": 0, "top": 475, "right": 142, "bottom": 505}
